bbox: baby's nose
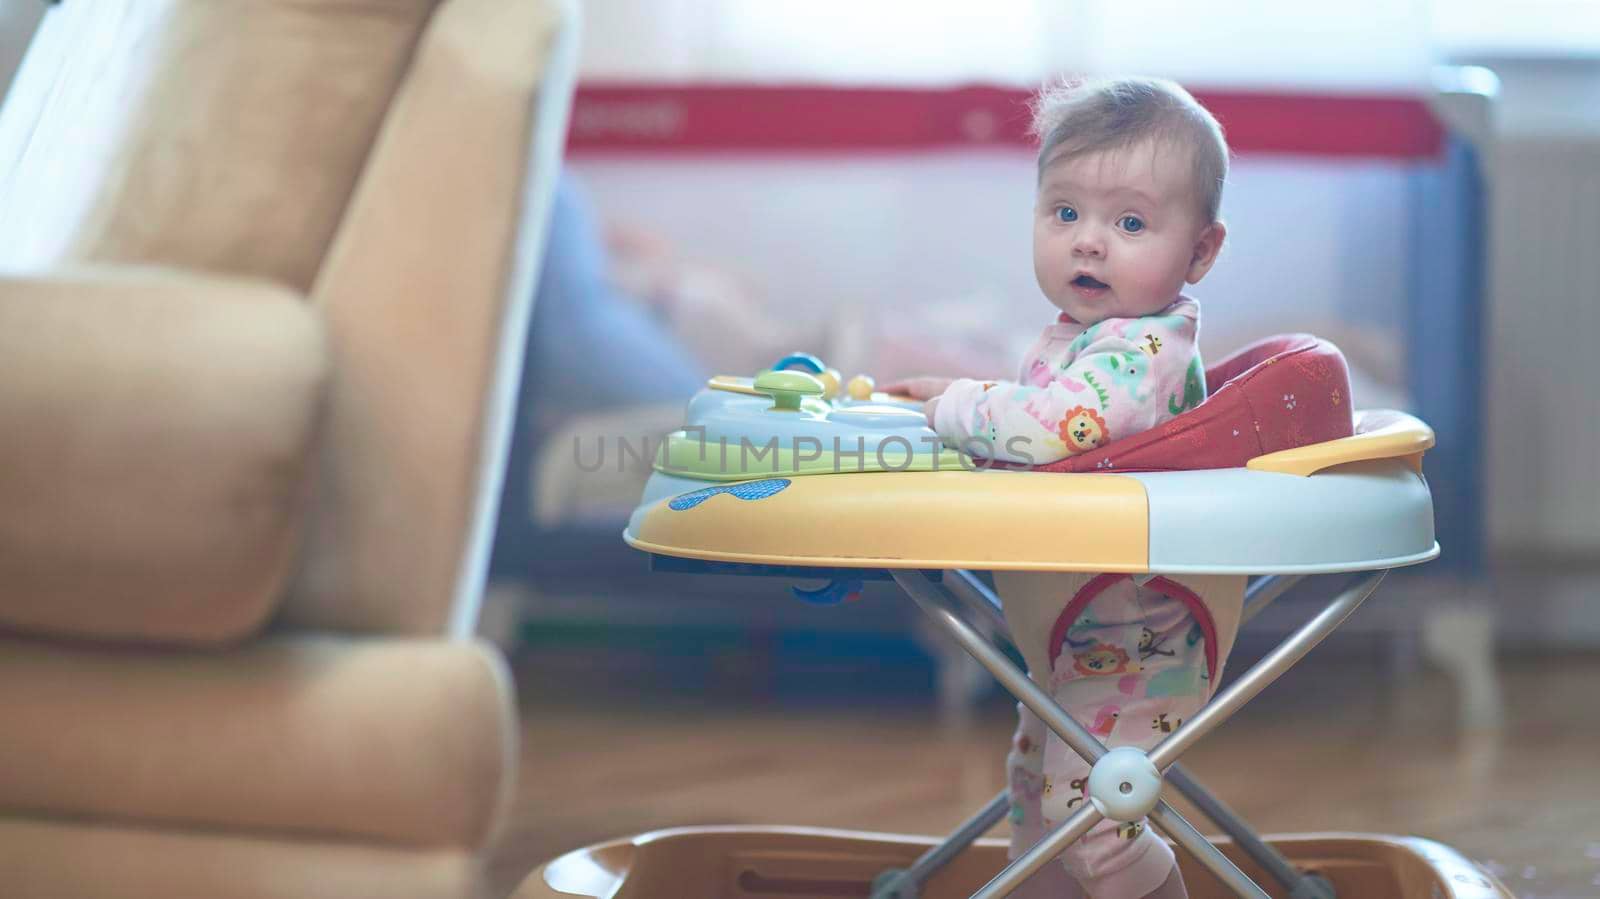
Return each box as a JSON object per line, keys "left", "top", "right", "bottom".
{"left": 1071, "top": 230, "right": 1105, "bottom": 257}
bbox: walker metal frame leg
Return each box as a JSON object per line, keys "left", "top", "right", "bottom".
{"left": 872, "top": 791, "right": 1013, "bottom": 899}
{"left": 1164, "top": 765, "right": 1334, "bottom": 899}
{"left": 884, "top": 568, "right": 1387, "bottom": 899}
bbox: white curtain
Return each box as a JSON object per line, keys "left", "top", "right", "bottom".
{"left": 579, "top": 0, "right": 1597, "bottom": 89}
{"left": 579, "top": 1, "right": 1430, "bottom": 88}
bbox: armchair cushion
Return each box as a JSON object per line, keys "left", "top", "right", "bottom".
{"left": 0, "top": 634, "right": 513, "bottom": 851}
{"left": 0, "top": 266, "right": 325, "bottom": 645}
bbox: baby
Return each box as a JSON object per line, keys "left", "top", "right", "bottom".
{"left": 885, "top": 78, "right": 1246, "bottom": 898}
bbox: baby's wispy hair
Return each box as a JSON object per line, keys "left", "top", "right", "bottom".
{"left": 1032, "top": 76, "right": 1230, "bottom": 222}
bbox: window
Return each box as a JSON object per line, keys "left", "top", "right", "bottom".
{"left": 581, "top": 1, "right": 1597, "bottom": 89}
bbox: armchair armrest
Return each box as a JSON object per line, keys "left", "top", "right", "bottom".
{"left": 0, "top": 265, "right": 326, "bottom": 644}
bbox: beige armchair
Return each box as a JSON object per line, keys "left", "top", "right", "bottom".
{"left": 0, "top": 1, "right": 577, "bottom": 896}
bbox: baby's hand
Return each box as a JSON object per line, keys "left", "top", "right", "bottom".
{"left": 878, "top": 376, "right": 955, "bottom": 401}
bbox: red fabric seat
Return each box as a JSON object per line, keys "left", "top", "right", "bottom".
{"left": 1025, "top": 334, "right": 1354, "bottom": 473}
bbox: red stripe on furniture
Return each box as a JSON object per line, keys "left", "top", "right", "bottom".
{"left": 569, "top": 84, "right": 1444, "bottom": 159}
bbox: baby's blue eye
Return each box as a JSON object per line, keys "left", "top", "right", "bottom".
{"left": 1057, "top": 206, "right": 1078, "bottom": 223}
{"left": 1119, "top": 216, "right": 1145, "bottom": 233}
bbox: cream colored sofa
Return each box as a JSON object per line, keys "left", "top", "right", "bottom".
{"left": 0, "top": 1, "right": 577, "bottom": 896}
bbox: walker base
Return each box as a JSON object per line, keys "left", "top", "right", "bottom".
{"left": 516, "top": 826, "right": 1513, "bottom": 899}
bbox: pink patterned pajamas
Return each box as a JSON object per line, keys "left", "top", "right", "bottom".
{"left": 993, "top": 572, "right": 1246, "bottom": 898}
{"left": 931, "top": 296, "right": 1245, "bottom": 896}
{"left": 932, "top": 298, "right": 1204, "bottom": 467}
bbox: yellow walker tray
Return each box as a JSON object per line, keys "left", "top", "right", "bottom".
{"left": 526, "top": 350, "right": 1510, "bottom": 899}
{"left": 627, "top": 409, "right": 1437, "bottom": 575}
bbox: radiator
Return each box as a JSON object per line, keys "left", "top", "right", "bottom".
{"left": 1486, "top": 137, "right": 1600, "bottom": 558}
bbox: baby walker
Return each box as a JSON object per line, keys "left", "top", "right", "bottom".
{"left": 518, "top": 337, "right": 1515, "bottom": 899}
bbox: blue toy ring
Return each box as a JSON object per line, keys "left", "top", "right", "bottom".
{"left": 772, "top": 352, "right": 826, "bottom": 374}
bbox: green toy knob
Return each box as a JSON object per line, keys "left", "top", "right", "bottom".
{"left": 753, "top": 369, "right": 825, "bottom": 412}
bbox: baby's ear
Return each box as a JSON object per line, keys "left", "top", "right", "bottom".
{"left": 1186, "top": 222, "right": 1227, "bottom": 284}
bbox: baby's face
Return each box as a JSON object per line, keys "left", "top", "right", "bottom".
{"left": 1033, "top": 139, "right": 1223, "bottom": 324}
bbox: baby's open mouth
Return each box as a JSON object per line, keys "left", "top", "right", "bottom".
{"left": 1072, "top": 274, "right": 1109, "bottom": 290}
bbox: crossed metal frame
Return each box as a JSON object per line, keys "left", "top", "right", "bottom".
{"left": 868, "top": 568, "right": 1389, "bottom": 899}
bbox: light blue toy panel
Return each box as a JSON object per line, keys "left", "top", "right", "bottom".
{"left": 684, "top": 387, "right": 937, "bottom": 453}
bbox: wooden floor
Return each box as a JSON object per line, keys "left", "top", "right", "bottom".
{"left": 489, "top": 649, "right": 1600, "bottom": 898}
